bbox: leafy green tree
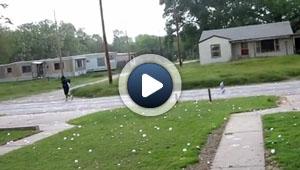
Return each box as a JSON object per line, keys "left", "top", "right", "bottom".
{"left": 0, "top": 27, "right": 15, "bottom": 64}
{"left": 135, "top": 34, "right": 161, "bottom": 55}
{"left": 59, "top": 22, "right": 80, "bottom": 56}
{"left": 0, "top": 20, "right": 106, "bottom": 64}
{"left": 112, "top": 30, "right": 133, "bottom": 53}
{"left": 261, "top": 0, "right": 300, "bottom": 31}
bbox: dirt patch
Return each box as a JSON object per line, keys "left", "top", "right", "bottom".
{"left": 278, "top": 96, "right": 289, "bottom": 106}
{"left": 186, "top": 122, "right": 227, "bottom": 170}
{"left": 0, "top": 126, "right": 40, "bottom": 131}
{"left": 265, "top": 150, "right": 281, "bottom": 170}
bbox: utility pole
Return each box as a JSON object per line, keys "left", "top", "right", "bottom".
{"left": 54, "top": 11, "right": 64, "bottom": 77}
{"left": 125, "top": 31, "right": 131, "bottom": 61}
{"left": 99, "top": 0, "right": 113, "bottom": 84}
{"left": 174, "top": 1, "right": 182, "bottom": 67}
{"left": 159, "top": 36, "right": 163, "bottom": 56}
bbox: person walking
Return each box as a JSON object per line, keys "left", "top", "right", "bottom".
{"left": 61, "top": 76, "right": 73, "bottom": 101}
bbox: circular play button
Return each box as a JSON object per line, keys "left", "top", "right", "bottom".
{"left": 127, "top": 63, "right": 173, "bottom": 108}
{"left": 119, "top": 54, "right": 182, "bottom": 117}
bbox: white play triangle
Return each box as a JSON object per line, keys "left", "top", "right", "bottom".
{"left": 142, "top": 74, "right": 164, "bottom": 98}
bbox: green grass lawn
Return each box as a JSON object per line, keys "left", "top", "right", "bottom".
{"left": 72, "top": 55, "right": 300, "bottom": 98}
{"left": 0, "top": 96, "right": 278, "bottom": 170}
{"left": 263, "top": 112, "right": 300, "bottom": 170}
{"left": 72, "top": 79, "right": 119, "bottom": 98}
{"left": 0, "top": 72, "right": 109, "bottom": 101}
{"left": 0, "top": 129, "right": 39, "bottom": 145}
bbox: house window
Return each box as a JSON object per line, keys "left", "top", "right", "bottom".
{"left": 76, "top": 59, "right": 84, "bottom": 68}
{"left": 256, "top": 39, "right": 280, "bottom": 53}
{"left": 241, "top": 42, "right": 249, "bottom": 55}
{"left": 211, "top": 44, "right": 221, "bottom": 58}
{"left": 7, "top": 68, "right": 12, "bottom": 73}
{"left": 22, "top": 66, "right": 32, "bottom": 73}
{"left": 261, "top": 40, "right": 275, "bottom": 52}
{"left": 97, "top": 58, "right": 105, "bottom": 67}
{"left": 54, "top": 63, "right": 64, "bottom": 70}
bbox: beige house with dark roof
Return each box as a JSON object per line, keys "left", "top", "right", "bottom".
{"left": 199, "top": 21, "right": 297, "bottom": 65}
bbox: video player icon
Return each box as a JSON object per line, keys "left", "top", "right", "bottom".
{"left": 119, "top": 54, "right": 182, "bottom": 117}
{"left": 127, "top": 63, "right": 173, "bottom": 109}
{"left": 142, "top": 74, "right": 163, "bottom": 98}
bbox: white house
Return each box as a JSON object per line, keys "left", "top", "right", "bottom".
{"left": 84, "top": 53, "right": 117, "bottom": 72}
{"left": 199, "top": 21, "right": 298, "bottom": 65}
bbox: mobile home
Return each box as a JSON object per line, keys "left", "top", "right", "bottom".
{"left": 0, "top": 61, "right": 33, "bottom": 82}
{"left": 116, "top": 53, "right": 135, "bottom": 68}
{"left": 0, "top": 55, "right": 87, "bottom": 82}
{"left": 85, "top": 53, "right": 117, "bottom": 72}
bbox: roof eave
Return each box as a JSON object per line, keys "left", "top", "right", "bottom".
{"left": 230, "top": 34, "right": 294, "bottom": 43}
{"left": 199, "top": 35, "right": 231, "bottom": 43}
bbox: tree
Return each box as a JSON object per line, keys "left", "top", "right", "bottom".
{"left": 0, "top": 27, "right": 15, "bottom": 64}
{"left": 0, "top": 20, "right": 105, "bottom": 64}
{"left": 112, "top": 30, "right": 134, "bottom": 53}
{"left": 180, "top": 24, "right": 199, "bottom": 60}
{"left": 59, "top": 22, "right": 80, "bottom": 56}
{"left": 135, "top": 34, "right": 161, "bottom": 55}
{"left": 261, "top": 0, "right": 300, "bottom": 31}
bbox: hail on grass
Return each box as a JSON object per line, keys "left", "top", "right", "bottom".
{"left": 271, "top": 149, "right": 276, "bottom": 154}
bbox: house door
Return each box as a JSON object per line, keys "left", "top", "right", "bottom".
{"left": 36, "top": 64, "right": 44, "bottom": 78}
{"left": 295, "top": 38, "right": 300, "bottom": 54}
{"left": 241, "top": 42, "right": 249, "bottom": 57}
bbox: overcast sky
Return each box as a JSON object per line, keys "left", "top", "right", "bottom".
{"left": 1, "top": 0, "right": 166, "bottom": 43}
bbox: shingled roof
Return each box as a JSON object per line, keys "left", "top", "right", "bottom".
{"left": 200, "top": 21, "right": 294, "bottom": 42}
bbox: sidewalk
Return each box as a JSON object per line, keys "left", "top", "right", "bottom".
{"left": 211, "top": 95, "right": 300, "bottom": 170}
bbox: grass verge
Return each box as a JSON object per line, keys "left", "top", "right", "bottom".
{"left": 263, "top": 112, "right": 300, "bottom": 170}
{"left": 72, "top": 79, "right": 119, "bottom": 98}
{"left": 73, "top": 55, "right": 300, "bottom": 98}
{"left": 0, "top": 96, "right": 278, "bottom": 170}
{"left": 0, "top": 129, "right": 39, "bottom": 145}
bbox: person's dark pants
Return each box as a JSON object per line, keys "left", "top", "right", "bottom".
{"left": 63, "top": 86, "right": 69, "bottom": 97}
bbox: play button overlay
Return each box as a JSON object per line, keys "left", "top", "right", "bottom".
{"left": 119, "top": 54, "right": 182, "bottom": 117}
{"left": 142, "top": 74, "right": 163, "bottom": 98}
{"left": 127, "top": 63, "right": 173, "bottom": 108}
